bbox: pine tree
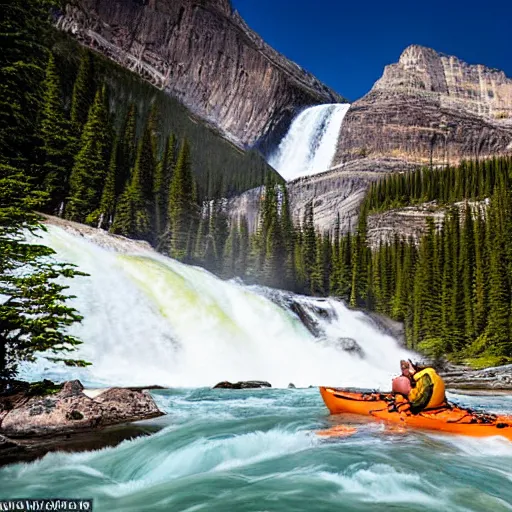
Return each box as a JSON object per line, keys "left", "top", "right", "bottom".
{"left": 155, "top": 133, "right": 176, "bottom": 237}
{"left": 116, "top": 104, "right": 137, "bottom": 197}
{"left": 193, "top": 203, "right": 207, "bottom": 263}
{"left": 204, "top": 203, "right": 218, "bottom": 272}
{"left": 124, "top": 112, "right": 157, "bottom": 241}
{"left": 0, "top": 0, "right": 49, "bottom": 168}
{"left": 460, "top": 203, "right": 476, "bottom": 342}
{"left": 92, "top": 138, "right": 118, "bottom": 229}
{"left": 280, "top": 186, "right": 296, "bottom": 289}
{"left": 167, "top": 139, "right": 197, "bottom": 259}
{"left": 70, "top": 51, "right": 95, "bottom": 137}
{"left": 412, "top": 218, "right": 438, "bottom": 347}
{"left": 309, "top": 233, "right": 324, "bottom": 296}
{"left": 37, "top": 53, "right": 74, "bottom": 212}
{"left": 212, "top": 201, "right": 229, "bottom": 270}
{"left": 0, "top": 164, "right": 87, "bottom": 381}
{"left": 66, "top": 88, "right": 110, "bottom": 222}
{"left": 485, "top": 187, "right": 512, "bottom": 356}
{"left": 350, "top": 204, "right": 370, "bottom": 307}
{"left": 448, "top": 209, "right": 465, "bottom": 350}
{"left": 330, "top": 214, "right": 342, "bottom": 296}
{"left": 302, "top": 202, "right": 317, "bottom": 294}
{"left": 473, "top": 207, "right": 488, "bottom": 338}
{"left": 223, "top": 220, "right": 240, "bottom": 279}
{"left": 237, "top": 216, "right": 249, "bottom": 279}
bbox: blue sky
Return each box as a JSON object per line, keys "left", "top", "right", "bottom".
{"left": 232, "top": 0, "right": 512, "bottom": 101}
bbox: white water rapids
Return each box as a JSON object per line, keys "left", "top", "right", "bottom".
{"left": 21, "top": 223, "right": 412, "bottom": 389}
{"left": 268, "top": 103, "right": 350, "bottom": 181}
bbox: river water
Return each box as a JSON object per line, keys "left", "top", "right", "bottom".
{"left": 1, "top": 388, "right": 511, "bottom": 511}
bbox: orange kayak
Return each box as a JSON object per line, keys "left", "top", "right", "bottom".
{"left": 319, "top": 386, "right": 512, "bottom": 440}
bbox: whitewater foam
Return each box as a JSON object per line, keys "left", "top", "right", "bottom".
{"left": 20, "top": 223, "right": 412, "bottom": 389}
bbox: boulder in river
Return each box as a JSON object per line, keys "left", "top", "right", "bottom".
{"left": 213, "top": 381, "right": 272, "bottom": 389}
{"left": 1, "top": 379, "right": 163, "bottom": 438}
{"left": 0, "top": 379, "right": 164, "bottom": 465}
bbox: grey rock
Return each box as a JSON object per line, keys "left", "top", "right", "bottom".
{"left": 441, "top": 364, "right": 512, "bottom": 390}
{"left": 1, "top": 381, "right": 163, "bottom": 438}
{"left": 60, "top": 379, "right": 84, "bottom": 397}
{"left": 57, "top": 0, "right": 343, "bottom": 149}
{"left": 367, "top": 200, "right": 486, "bottom": 248}
{"left": 335, "top": 337, "right": 365, "bottom": 358}
{"left": 213, "top": 380, "right": 272, "bottom": 389}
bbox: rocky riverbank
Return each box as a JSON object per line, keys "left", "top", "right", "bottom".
{"left": 441, "top": 364, "right": 512, "bottom": 391}
{"left": 0, "top": 380, "right": 164, "bottom": 466}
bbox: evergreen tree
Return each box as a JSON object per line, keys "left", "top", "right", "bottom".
{"left": 37, "top": 53, "right": 74, "bottom": 212}
{"left": 473, "top": 208, "right": 488, "bottom": 338}
{"left": 223, "top": 220, "right": 240, "bottom": 279}
{"left": 0, "top": 0, "right": 50, "bottom": 168}
{"left": 330, "top": 214, "right": 342, "bottom": 296}
{"left": 122, "top": 112, "right": 158, "bottom": 241}
{"left": 280, "top": 186, "right": 296, "bottom": 289}
{"left": 448, "top": 209, "right": 464, "bottom": 349}
{"left": 460, "top": 203, "right": 476, "bottom": 342}
{"left": 193, "top": 203, "right": 207, "bottom": 263}
{"left": 116, "top": 104, "right": 137, "bottom": 197}
{"left": 310, "top": 233, "right": 324, "bottom": 296}
{"left": 66, "top": 88, "right": 110, "bottom": 222}
{"left": 204, "top": 203, "right": 218, "bottom": 272}
{"left": 92, "top": 138, "right": 118, "bottom": 229}
{"left": 485, "top": 187, "right": 512, "bottom": 356}
{"left": 70, "top": 51, "right": 95, "bottom": 137}
{"left": 0, "top": 164, "right": 87, "bottom": 381}
{"left": 350, "top": 203, "right": 370, "bottom": 308}
{"left": 236, "top": 216, "right": 249, "bottom": 279}
{"left": 302, "top": 202, "right": 317, "bottom": 294}
{"left": 166, "top": 139, "right": 198, "bottom": 259}
{"left": 155, "top": 133, "right": 176, "bottom": 237}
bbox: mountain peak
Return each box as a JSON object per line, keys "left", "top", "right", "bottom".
{"left": 373, "top": 44, "right": 512, "bottom": 102}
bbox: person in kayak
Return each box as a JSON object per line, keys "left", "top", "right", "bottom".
{"left": 392, "top": 360, "right": 447, "bottom": 414}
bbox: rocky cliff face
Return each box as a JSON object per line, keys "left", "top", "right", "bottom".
{"left": 57, "top": 0, "right": 342, "bottom": 148}
{"left": 333, "top": 45, "right": 512, "bottom": 170}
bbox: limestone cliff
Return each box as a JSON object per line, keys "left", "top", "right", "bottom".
{"left": 57, "top": 0, "right": 343, "bottom": 148}
{"left": 333, "top": 45, "right": 512, "bottom": 170}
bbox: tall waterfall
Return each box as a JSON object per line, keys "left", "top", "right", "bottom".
{"left": 21, "top": 223, "right": 412, "bottom": 389}
{"left": 269, "top": 104, "right": 350, "bottom": 181}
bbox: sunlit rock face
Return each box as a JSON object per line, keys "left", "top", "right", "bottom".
{"left": 333, "top": 45, "right": 512, "bottom": 170}
{"left": 57, "top": 0, "right": 342, "bottom": 149}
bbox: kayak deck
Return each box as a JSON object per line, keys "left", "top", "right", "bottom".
{"left": 319, "top": 386, "right": 512, "bottom": 440}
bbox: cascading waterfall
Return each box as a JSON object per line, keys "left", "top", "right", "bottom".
{"left": 268, "top": 103, "right": 350, "bottom": 181}
{"left": 21, "top": 223, "right": 412, "bottom": 389}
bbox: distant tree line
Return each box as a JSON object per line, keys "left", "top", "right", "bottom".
{"left": 364, "top": 157, "right": 511, "bottom": 212}
{"left": 356, "top": 157, "right": 512, "bottom": 365}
